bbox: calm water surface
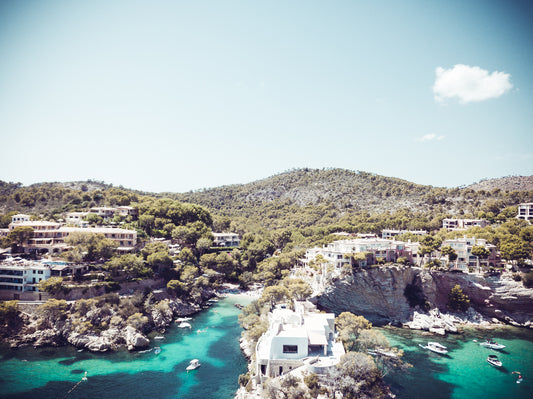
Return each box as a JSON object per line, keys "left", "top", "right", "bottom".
{"left": 0, "top": 295, "right": 251, "bottom": 399}
{"left": 2, "top": 298, "right": 532, "bottom": 399}
{"left": 381, "top": 326, "right": 533, "bottom": 399}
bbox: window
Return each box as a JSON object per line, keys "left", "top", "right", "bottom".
{"left": 282, "top": 345, "right": 298, "bottom": 354}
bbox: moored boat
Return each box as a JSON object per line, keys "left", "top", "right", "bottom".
{"left": 186, "top": 359, "right": 201, "bottom": 371}
{"left": 419, "top": 342, "right": 448, "bottom": 354}
{"left": 480, "top": 339, "right": 506, "bottom": 350}
{"left": 487, "top": 354, "right": 502, "bottom": 367}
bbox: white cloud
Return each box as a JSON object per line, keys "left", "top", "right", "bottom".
{"left": 433, "top": 64, "right": 513, "bottom": 103}
{"left": 416, "top": 133, "right": 445, "bottom": 142}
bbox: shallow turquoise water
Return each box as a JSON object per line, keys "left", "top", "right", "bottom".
{"left": 0, "top": 295, "right": 251, "bottom": 399}
{"left": 381, "top": 326, "right": 533, "bottom": 399}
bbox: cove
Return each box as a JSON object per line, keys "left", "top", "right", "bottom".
{"left": 0, "top": 294, "right": 251, "bottom": 399}
{"left": 380, "top": 326, "right": 533, "bottom": 399}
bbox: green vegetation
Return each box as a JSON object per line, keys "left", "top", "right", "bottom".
{"left": 447, "top": 284, "right": 471, "bottom": 312}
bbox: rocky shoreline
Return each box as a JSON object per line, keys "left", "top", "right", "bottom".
{"left": 3, "top": 295, "right": 208, "bottom": 353}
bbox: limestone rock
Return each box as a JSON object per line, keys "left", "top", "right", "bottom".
{"left": 316, "top": 266, "right": 533, "bottom": 329}
{"left": 125, "top": 326, "right": 150, "bottom": 350}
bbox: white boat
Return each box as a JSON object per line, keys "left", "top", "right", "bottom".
{"left": 479, "top": 339, "right": 506, "bottom": 350}
{"left": 178, "top": 322, "right": 192, "bottom": 328}
{"left": 186, "top": 359, "right": 201, "bottom": 371}
{"left": 487, "top": 354, "right": 502, "bottom": 367}
{"left": 154, "top": 347, "right": 161, "bottom": 355}
{"left": 419, "top": 342, "right": 448, "bottom": 354}
{"left": 154, "top": 336, "right": 165, "bottom": 340}
{"left": 175, "top": 317, "right": 192, "bottom": 323}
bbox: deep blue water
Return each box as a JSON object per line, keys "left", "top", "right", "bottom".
{"left": 0, "top": 295, "right": 251, "bottom": 399}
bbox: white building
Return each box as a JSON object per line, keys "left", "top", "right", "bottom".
{"left": 255, "top": 301, "right": 345, "bottom": 382}
{"left": 0, "top": 259, "right": 51, "bottom": 295}
{"left": 381, "top": 229, "right": 427, "bottom": 240}
{"left": 213, "top": 232, "right": 240, "bottom": 247}
{"left": 442, "top": 218, "right": 489, "bottom": 231}
{"left": 89, "top": 207, "right": 117, "bottom": 219}
{"left": 11, "top": 214, "right": 30, "bottom": 223}
{"left": 517, "top": 203, "right": 533, "bottom": 222}
{"left": 442, "top": 236, "right": 500, "bottom": 271}
{"left": 8, "top": 220, "right": 137, "bottom": 254}
{"left": 0, "top": 258, "right": 89, "bottom": 300}
{"left": 302, "top": 238, "right": 415, "bottom": 270}
{"left": 66, "top": 212, "right": 89, "bottom": 226}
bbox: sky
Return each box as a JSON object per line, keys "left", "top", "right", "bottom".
{"left": 1, "top": 0, "right": 532, "bottom": 193}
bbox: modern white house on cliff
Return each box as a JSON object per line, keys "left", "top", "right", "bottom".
{"left": 255, "top": 301, "right": 345, "bottom": 383}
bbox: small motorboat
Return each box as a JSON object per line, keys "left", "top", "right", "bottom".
{"left": 419, "top": 342, "right": 448, "bottom": 354}
{"left": 154, "top": 347, "right": 161, "bottom": 355}
{"left": 487, "top": 354, "right": 502, "bottom": 367}
{"left": 479, "top": 339, "right": 506, "bottom": 350}
{"left": 175, "top": 317, "right": 192, "bottom": 323}
{"left": 178, "top": 322, "right": 192, "bottom": 328}
{"left": 186, "top": 359, "right": 201, "bottom": 371}
{"left": 154, "top": 336, "right": 165, "bottom": 340}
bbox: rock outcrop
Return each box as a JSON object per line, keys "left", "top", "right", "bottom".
{"left": 316, "top": 266, "right": 533, "bottom": 329}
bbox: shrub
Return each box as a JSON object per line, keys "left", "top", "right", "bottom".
{"left": 522, "top": 271, "right": 533, "bottom": 288}
{"left": 238, "top": 373, "right": 250, "bottom": 388}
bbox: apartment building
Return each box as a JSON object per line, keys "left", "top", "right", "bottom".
{"left": 302, "top": 238, "right": 415, "bottom": 270}
{"left": 0, "top": 258, "right": 89, "bottom": 300}
{"left": 442, "top": 236, "right": 500, "bottom": 271}
{"left": 8, "top": 220, "right": 137, "bottom": 254}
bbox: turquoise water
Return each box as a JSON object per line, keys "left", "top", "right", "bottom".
{"left": 381, "top": 326, "right": 533, "bottom": 399}
{"left": 2, "top": 299, "right": 532, "bottom": 399}
{"left": 0, "top": 295, "right": 251, "bottom": 399}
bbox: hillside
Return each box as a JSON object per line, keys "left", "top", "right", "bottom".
{"left": 1, "top": 169, "right": 532, "bottom": 232}
{"left": 170, "top": 169, "right": 434, "bottom": 214}
{"left": 171, "top": 168, "right": 533, "bottom": 215}
{"left": 466, "top": 176, "right": 533, "bottom": 192}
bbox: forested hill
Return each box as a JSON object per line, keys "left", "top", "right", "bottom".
{"left": 169, "top": 168, "right": 532, "bottom": 216}
{"left": 1, "top": 169, "right": 533, "bottom": 232}
{"left": 169, "top": 169, "right": 433, "bottom": 214}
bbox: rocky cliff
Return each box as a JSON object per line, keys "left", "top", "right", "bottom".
{"left": 316, "top": 266, "right": 533, "bottom": 328}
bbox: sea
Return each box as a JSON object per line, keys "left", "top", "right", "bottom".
{"left": 381, "top": 326, "right": 533, "bottom": 399}
{"left": 0, "top": 294, "right": 251, "bottom": 399}
{"left": 1, "top": 297, "right": 532, "bottom": 399}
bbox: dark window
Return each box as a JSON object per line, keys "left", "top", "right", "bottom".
{"left": 283, "top": 345, "right": 298, "bottom": 354}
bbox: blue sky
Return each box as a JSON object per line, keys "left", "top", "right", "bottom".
{"left": 1, "top": 0, "right": 532, "bottom": 193}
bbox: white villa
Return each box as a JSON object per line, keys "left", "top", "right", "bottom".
{"left": 517, "top": 203, "right": 533, "bottom": 222}
{"left": 381, "top": 229, "right": 427, "bottom": 240}
{"left": 213, "top": 232, "right": 240, "bottom": 247}
{"left": 255, "top": 301, "right": 345, "bottom": 383}
{"left": 442, "top": 218, "right": 489, "bottom": 231}
{"left": 66, "top": 212, "right": 90, "bottom": 226}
